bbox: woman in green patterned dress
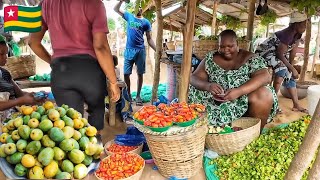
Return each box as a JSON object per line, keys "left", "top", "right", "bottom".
{"left": 188, "top": 30, "right": 278, "bottom": 129}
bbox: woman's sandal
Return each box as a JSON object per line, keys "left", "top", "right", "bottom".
{"left": 135, "top": 99, "right": 143, "bottom": 106}
{"left": 292, "top": 107, "right": 308, "bottom": 114}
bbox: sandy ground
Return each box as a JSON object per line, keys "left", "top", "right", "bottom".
{"left": 0, "top": 56, "right": 317, "bottom": 179}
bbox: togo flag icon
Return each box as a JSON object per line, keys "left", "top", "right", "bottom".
{"left": 4, "top": 5, "right": 42, "bottom": 33}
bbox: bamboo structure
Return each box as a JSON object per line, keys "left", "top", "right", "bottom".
{"left": 299, "top": 17, "right": 311, "bottom": 82}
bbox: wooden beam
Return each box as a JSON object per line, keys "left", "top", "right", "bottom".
{"left": 151, "top": 0, "right": 163, "bottom": 103}
{"left": 163, "top": 6, "right": 184, "bottom": 17}
{"left": 299, "top": 17, "right": 311, "bottom": 82}
{"left": 212, "top": 0, "right": 219, "bottom": 35}
{"left": 246, "top": 0, "right": 255, "bottom": 50}
{"left": 179, "top": 0, "right": 197, "bottom": 102}
{"left": 164, "top": 18, "right": 183, "bottom": 28}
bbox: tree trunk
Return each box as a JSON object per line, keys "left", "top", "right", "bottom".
{"left": 312, "top": 20, "right": 320, "bottom": 78}
{"left": 308, "top": 149, "right": 320, "bottom": 180}
{"left": 211, "top": 0, "right": 218, "bottom": 35}
{"left": 285, "top": 100, "right": 320, "bottom": 180}
{"left": 151, "top": 0, "right": 163, "bottom": 103}
{"left": 178, "top": 0, "right": 197, "bottom": 102}
{"left": 246, "top": 0, "right": 255, "bottom": 51}
{"left": 299, "top": 18, "right": 311, "bottom": 82}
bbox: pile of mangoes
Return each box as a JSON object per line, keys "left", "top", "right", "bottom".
{"left": 0, "top": 101, "right": 103, "bottom": 179}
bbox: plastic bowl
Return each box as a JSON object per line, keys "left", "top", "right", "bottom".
{"left": 148, "top": 126, "right": 171, "bottom": 132}
{"left": 175, "top": 118, "right": 197, "bottom": 127}
{"left": 134, "top": 118, "right": 144, "bottom": 125}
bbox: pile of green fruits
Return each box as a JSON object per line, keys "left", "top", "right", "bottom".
{"left": 211, "top": 116, "right": 313, "bottom": 180}
{"left": 0, "top": 101, "right": 103, "bottom": 179}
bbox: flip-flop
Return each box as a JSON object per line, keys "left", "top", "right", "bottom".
{"left": 135, "top": 99, "right": 144, "bottom": 106}
{"left": 292, "top": 108, "right": 308, "bottom": 114}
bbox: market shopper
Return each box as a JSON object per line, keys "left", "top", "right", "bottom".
{"left": 0, "top": 35, "right": 40, "bottom": 112}
{"left": 29, "top": 0, "right": 120, "bottom": 131}
{"left": 114, "top": 0, "right": 156, "bottom": 106}
{"left": 188, "top": 30, "right": 278, "bottom": 129}
{"left": 255, "top": 11, "right": 308, "bottom": 113}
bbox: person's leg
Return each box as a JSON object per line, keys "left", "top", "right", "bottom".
{"left": 247, "top": 86, "right": 274, "bottom": 131}
{"left": 135, "top": 49, "right": 146, "bottom": 106}
{"left": 123, "top": 50, "right": 135, "bottom": 102}
{"left": 273, "top": 70, "right": 285, "bottom": 94}
{"left": 50, "top": 57, "right": 84, "bottom": 114}
{"left": 284, "top": 79, "right": 308, "bottom": 113}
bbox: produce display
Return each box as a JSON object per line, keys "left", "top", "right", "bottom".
{"left": 0, "top": 101, "right": 104, "bottom": 179}
{"left": 95, "top": 153, "right": 144, "bottom": 180}
{"left": 208, "top": 125, "right": 243, "bottom": 134}
{"left": 210, "top": 116, "right": 313, "bottom": 180}
{"left": 133, "top": 103, "right": 205, "bottom": 131}
{"left": 107, "top": 143, "right": 139, "bottom": 153}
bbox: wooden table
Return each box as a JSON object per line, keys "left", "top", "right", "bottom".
{"left": 15, "top": 80, "right": 51, "bottom": 89}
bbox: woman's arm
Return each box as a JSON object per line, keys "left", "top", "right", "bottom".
{"left": 238, "top": 68, "right": 271, "bottom": 95}
{"left": 276, "top": 43, "right": 296, "bottom": 72}
{"left": 29, "top": 29, "right": 51, "bottom": 64}
{"left": 11, "top": 79, "right": 25, "bottom": 98}
{"left": 190, "top": 60, "right": 210, "bottom": 91}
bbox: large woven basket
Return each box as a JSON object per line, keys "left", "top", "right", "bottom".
{"left": 205, "top": 117, "right": 261, "bottom": 155}
{"left": 4, "top": 55, "right": 36, "bottom": 80}
{"left": 144, "top": 124, "right": 207, "bottom": 179}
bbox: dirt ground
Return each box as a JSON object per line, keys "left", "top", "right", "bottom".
{"left": 0, "top": 56, "right": 317, "bottom": 179}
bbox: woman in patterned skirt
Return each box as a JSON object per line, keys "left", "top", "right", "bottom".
{"left": 255, "top": 11, "right": 308, "bottom": 113}
{"left": 188, "top": 30, "right": 278, "bottom": 129}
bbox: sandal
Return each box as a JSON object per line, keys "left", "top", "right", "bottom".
{"left": 292, "top": 107, "right": 308, "bottom": 114}
{"left": 135, "top": 99, "right": 143, "bottom": 106}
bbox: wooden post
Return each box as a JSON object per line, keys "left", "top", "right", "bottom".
{"left": 246, "top": 0, "right": 255, "bottom": 51}
{"left": 211, "top": 0, "right": 218, "bottom": 35}
{"left": 285, "top": 100, "right": 320, "bottom": 180}
{"left": 178, "top": 0, "right": 197, "bottom": 102}
{"left": 299, "top": 18, "right": 311, "bottom": 82}
{"left": 151, "top": 0, "right": 163, "bottom": 103}
{"left": 266, "top": 24, "right": 269, "bottom": 37}
{"left": 312, "top": 19, "right": 320, "bottom": 77}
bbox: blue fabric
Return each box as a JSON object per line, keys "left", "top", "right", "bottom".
{"left": 123, "top": 48, "right": 146, "bottom": 75}
{"left": 124, "top": 12, "right": 151, "bottom": 49}
{"left": 275, "top": 69, "right": 296, "bottom": 88}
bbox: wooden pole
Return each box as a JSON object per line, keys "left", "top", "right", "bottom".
{"left": 266, "top": 24, "right": 269, "bottom": 37}
{"left": 211, "top": 0, "right": 218, "bottom": 35}
{"left": 299, "top": 18, "right": 311, "bottom": 82}
{"left": 311, "top": 19, "right": 320, "bottom": 77}
{"left": 285, "top": 100, "right": 320, "bottom": 180}
{"left": 178, "top": 0, "right": 197, "bottom": 102}
{"left": 246, "top": 0, "right": 255, "bottom": 51}
{"left": 151, "top": 0, "right": 163, "bottom": 103}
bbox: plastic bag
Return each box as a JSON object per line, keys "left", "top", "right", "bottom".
{"left": 203, "top": 157, "right": 220, "bottom": 180}
{"left": 8, "top": 40, "right": 21, "bottom": 57}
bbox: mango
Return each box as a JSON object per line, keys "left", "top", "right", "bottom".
{"left": 62, "top": 126, "right": 74, "bottom": 139}
{"left": 56, "top": 107, "right": 67, "bottom": 117}
{"left": 30, "top": 129, "right": 43, "bottom": 141}
{"left": 43, "top": 101, "right": 54, "bottom": 110}
{"left": 86, "top": 126, "right": 97, "bottom": 137}
{"left": 0, "top": 144, "right": 7, "bottom": 157}
{"left": 38, "top": 147, "right": 54, "bottom": 166}
{"left": 21, "top": 154, "right": 36, "bottom": 168}
{"left": 28, "top": 166, "right": 44, "bottom": 179}
{"left": 2, "top": 125, "right": 9, "bottom": 133}
{"left": 66, "top": 108, "right": 79, "bottom": 119}
{"left": 48, "top": 109, "right": 60, "bottom": 121}
{"left": 10, "top": 152, "right": 24, "bottom": 164}
{"left": 39, "top": 119, "right": 53, "bottom": 132}
{"left": 83, "top": 154, "right": 93, "bottom": 166}
{"left": 7, "top": 120, "right": 15, "bottom": 130}
{"left": 0, "top": 133, "right": 9, "bottom": 143}
{"left": 53, "top": 147, "right": 66, "bottom": 161}
{"left": 13, "top": 117, "right": 23, "bottom": 128}
{"left": 41, "top": 135, "right": 55, "bottom": 148}
{"left": 61, "top": 159, "right": 74, "bottom": 173}
{"left": 70, "top": 138, "right": 80, "bottom": 150}
{"left": 68, "top": 149, "right": 85, "bottom": 164}
{"left": 31, "top": 112, "right": 41, "bottom": 120}
{"left": 61, "top": 104, "right": 69, "bottom": 110}
{"left": 62, "top": 115, "right": 74, "bottom": 127}
{"left": 49, "top": 127, "right": 65, "bottom": 142}
{"left": 22, "top": 106, "right": 33, "bottom": 115}
{"left": 40, "top": 115, "right": 49, "bottom": 121}
{"left": 6, "top": 135, "right": 15, "bottom": 143}
{"left": 14, "top": 163, "right": 28, "bottom": 177}
{"left": 85, "top": 142, "right": 98, "bottom": 156}
{"left": 28, "top": 118, "right": 39, "bottom": 128}
{"left": 79, "top": 136, "right": 90, "bottom": 151}
{"left": 73, "top": 164, "right": 88, "bottom": 179}
{"left": 36, "top": 106, "right": 46, "bottom": 115}
{"left": 59, "top": 139, "right": 74, "bottom": 152}
{"left": 55, "top": 172, "right": 72, "bottom": 179}
{"left": 73, "top": 119, "right": 84, "bottom": 129}
{"left": 16, "top": 139, "right": 28, "bottom": 153}
{"left": 72, "top": 130, "right": 81, "bottom": 141}
{"left": 4, "top": 143, "right": 16, "bottom": 155}
{"left": 18, "top": 125, "right": 31, "bottom": 140}
{"left": 54, "top": 120, "right": 65, "bottom": 129}
{"left": 44, "top": 160, "right": 59, "bottom": 178}
{"left": 26, "top": 141, "right": 41, "bottom": 155}
{"left": 23, "top": 115, "right": 30, "bottom": 125}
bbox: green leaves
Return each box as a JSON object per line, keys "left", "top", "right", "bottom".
{"left": 260, "top": 10, "right": 277, "bottom": 26}
{"left": 290, "top": 0, "right": 320, "bottom": 16}
{"left": 219, "top": 15, "right": 243, "bottom": 30}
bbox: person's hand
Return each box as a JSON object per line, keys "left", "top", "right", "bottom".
{"left": 109, "top": 83, "right": 121, "bottom": 102}
{"left": 207, "top": 83, "right": 224, "bottom": 95}
{"left": 291, "top": 68, "right": 299, "bottom": 79}
{"left": 19, "top": 93, "right": 39, "bottom": 105}
{"left": 223, "top": 88, "right": 243, "bottom": 101}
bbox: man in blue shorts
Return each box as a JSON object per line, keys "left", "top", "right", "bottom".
{"left": 114, "top": 0, "right": 156, "bottom": 106}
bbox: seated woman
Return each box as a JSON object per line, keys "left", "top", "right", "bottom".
{"left": 0, "top": 35, "right": 40, "bottom": 113}
{"left": 188, "top": 30, "right": 278, "bottom": 129}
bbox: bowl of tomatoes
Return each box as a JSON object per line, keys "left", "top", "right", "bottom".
{"left": 144, "top": 112, "right": 173, "bottom": 132}
{"left": 172, "top": 105, "right": 200, "bottom": 127}
{"left": 95, "top": 153, "right": 145, "bottom": 180}
{"left": 133, "top": 105, "right": 157, "bottom": 125}
{"left": 104, "top": 140, "right": 143, "bottom": 156}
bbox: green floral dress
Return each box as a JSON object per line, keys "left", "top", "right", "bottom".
{"left": 188, "top": 51, "right": 279, "bottom": 126}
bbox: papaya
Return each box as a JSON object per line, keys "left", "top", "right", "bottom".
{"left": 38, "top": 147, "right": 54, "bottom": 166}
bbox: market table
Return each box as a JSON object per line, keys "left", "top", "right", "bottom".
{"left": 15, "top": 80, "right": 50, "bottom": 89}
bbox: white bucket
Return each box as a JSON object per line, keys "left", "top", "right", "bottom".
{"left": 307, "top": 85, "right": 320, "bottom": 115}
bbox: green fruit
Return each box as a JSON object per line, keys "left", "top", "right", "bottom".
{"left": 7, "top": 120, "right": 15, "bottom": 130}
{"left": 40, "top": 115, "right": 49, "bottom": 121}
{"left": 53, "top": 147, "right": 66, "bottom": 161}
{"left": 61, "top": 160, "right": 74, "bottom": 173}
{"left": 73, "top": 164, "right": 88, "bottom": 179}
{"left": 13, "top": 117, "right": 23, "bottom": 128}
{"left": 55, "top": 172, "right": 72, "bottom": 179}
{"left": 18, "top": 125, "right": 31, "bottom": 140}
{"left": 4, "top": 143, "right": 16, "bottom": 155}
{"left": 29, "top": 166, "right": 44, "bottom": 179}
{"left": 38, "top": 147, "right": 54, "bottom": 166}
{"left": 72, "top": 130, "right": 81, "bottom": 141}
{"left": 14, "top": 163, "right": 28, "bottom": 176}
{"left": 44, "top": 160, "right": 59, "bottom": 178}
{"left": 39, "top": 119, "right": 53, "bottom": 132}
{"left": 0, "top": 144, "right": 7, "bottom": 157}
{"left": 62, "top": 116, "right": 74, "bottom": 127}
{"left": 23, "top": 115, "right": 30, "bottom": 125}
{"left": 79, "top": 128, "right": 87, "bottom": 137}
{"left": 62, "top": 126, "right": 74, "bottom": 139}
{"left": 31, "top": 112, "right": 41, "bottom": 120}
{"left": 0, "top": 132, "right": 9, "bottom": 143}
{"left": 11, "top": 130, "right": 20, "bottom": 141}
{"left": 56, "top": 107, "right": 67, "bottom": 117}
{"left": 70, "top": 138, "right": 80, "bottom": 150}
{"left": 49, "top": 127, "right": 65, "bottom": 142}
{"left": 37, "top": 106, "right": 46, "bottom": 116}
{"left": 16, "top": 139, "right": 27, "bottom": 153}
{"left": 79, "top": 136, "right": 90, "bottom": 151}
{"left": 89, "top": 136, "right": 98, "bottom": 144}
{"left": 61, "top": 104, "right": 69, "bottom": 110}
{"left": 26, "top": 141, "right": 41, "bottom": 155}
{"left": 48, "top": 109, "right": 60, "bottom": 121}
{"left": 6, "top": 156, "right": 13, "bottom": 164}
{"left": 30, "top": 129, "right": 43, "bottom": 141}
{"left": 10, "top": 152, "right": 24, "bottom": 164}
{"left": 6, "top": 135, "right": 15, "bottom": 144}
{"left": 82, "top": 154, "right": 93, "bottom": 166}
{"left": 59, "top": 139, "right": 74, "bottom": 152}
{"left": 28, "top": 118, "right": 39, "bottom": 128}
{"left": 68, "top": 149, "right": 85, "bottom": 164}
{"left": 41, "top": 135, "right": 55, "bottom": 148}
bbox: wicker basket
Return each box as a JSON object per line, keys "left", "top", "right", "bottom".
{"left": 3, "top": 55, "right": 36, "bottom": 80}
{"left": 95, "top": 153, "right": 145, "bottom": 180}
{"left": 104, "top": 140, "right": 143, "bottom": 156}
{"left": 205, "top": 117, "right": 261, "bottom": 155}
{"left": 144, "top": 124, "right": 207, "bottom": 179}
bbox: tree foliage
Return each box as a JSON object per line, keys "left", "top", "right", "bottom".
{"left": 107, "top": 18, "right": 116, "bottom": 32}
